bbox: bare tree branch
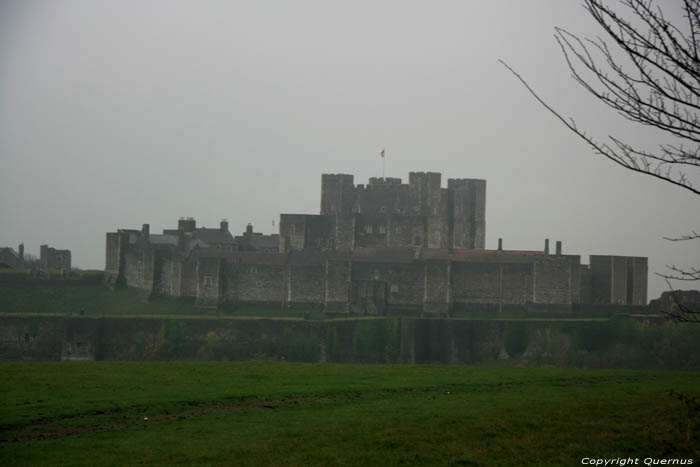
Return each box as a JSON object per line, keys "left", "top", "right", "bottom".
{"left": 502, "top": 0, "right": 700, "bottom": 197}
{"left": 498, "top": 59, "right": 700, "bottom": 196}
{"left": 664, "top": 230, "right": 700, "bottom": 241}
{"left": 657, "top": 278, "right": 700, "bottom": 322}
{"left": 500, "top": 0, "right": 700, "bottom": 318}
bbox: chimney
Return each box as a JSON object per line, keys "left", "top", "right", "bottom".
{"left": 18, "top": 243, "right": 24, "bottom": 260}
{"left": 178, "top": 217, "right": 196, "bottom": 232}
{"left": 544, "top": 239, "right": 550, "bottom": 255}
{"left": 556, "top": 241, "right": 562, "bottom": 256}
{"left": 142, "top": 223, "right": 150, "bottom": 237}
{"left": 220, "top": 219, "right": 229, "bottom": 232}
{"left": 498, "top": 238, "right": 503, "bottom": 251}
{"left": 246, "top": 223, "right": 253, "bottom": 235}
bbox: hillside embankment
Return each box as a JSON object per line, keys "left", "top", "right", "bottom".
{"left": 1, "top": 314, "right": 699, "bottom": 369}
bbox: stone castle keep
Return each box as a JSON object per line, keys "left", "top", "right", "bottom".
{"left": 104, "top": 172, "right": 648, "bottom": 314}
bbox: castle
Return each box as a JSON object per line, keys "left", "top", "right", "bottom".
{"left": 40, "top": 245, "right": 71, "bottom": 272}
{"left": 104, "top": 172, "right": 648, "bottom": 314}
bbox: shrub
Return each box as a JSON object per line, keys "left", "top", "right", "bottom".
{"left": 504, "top": 321, "right": 530, "bottom": 357}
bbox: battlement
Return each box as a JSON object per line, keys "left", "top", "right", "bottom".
{"left": 368, "top": 177, "right": 402, "bottom": 186}
{"left": 447, "top": 178, "right": 487, "bottom": 189}
{"left": 408, "top": 171, "right": 442, "bottom": 189}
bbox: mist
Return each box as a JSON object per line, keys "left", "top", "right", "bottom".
{"left": 1, "top": 0, "right": 698, "bottom": 300}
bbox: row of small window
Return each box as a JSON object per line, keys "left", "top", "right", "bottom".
{"left": 365, "top": 225, "right": 416, "bottom": 235}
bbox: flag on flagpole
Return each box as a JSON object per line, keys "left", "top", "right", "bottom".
{"left": 380, "top": 149, "right": 385, "bottom": 158}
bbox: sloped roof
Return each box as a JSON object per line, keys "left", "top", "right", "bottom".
{"left": 422, "top": 248, "right": 558, "bottom": 263}
{"left": 237, "top": 233, "right": 279, "bottom": 251}
{"left": 349, "top": 247, "right": 419, "bottom": 263}
{"left": 149, "top": 234, "right": 178, "bottom": 246}
{"left": 190, "top": 228, "right": 235, "bottom": 245}
{"left": 0, "top": 247, "right": 18, "bottom": 258}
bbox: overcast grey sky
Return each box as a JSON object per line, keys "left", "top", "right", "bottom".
{"left": 1, "top": 0, "right": 698, "bottom": 300}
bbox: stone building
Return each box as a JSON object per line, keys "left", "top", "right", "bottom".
{"left": 280, "top": 172, "right": 485, "bottom": 252}
{"left": 104, "top": 172, "right": 648, "bottom": 313}
{"left": 235, "top": 223, "right": 280, "bottom": 252}
{"left": 0, "top": 244, "right": 24, "bottom": 269}
{"left": 40, "top": 245, "right": 71, "bottom": 272}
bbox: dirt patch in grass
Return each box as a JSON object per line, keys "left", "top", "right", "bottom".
{"left": 0, "top": 386, "right": 444, "bottom": 442}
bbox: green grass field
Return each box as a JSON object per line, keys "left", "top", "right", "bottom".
{"left": 1, "top": 363, "right": 698, "bottom": 466}
{"left": 0, "top": 283, "right": 617, "bottom": 322}
{"left": 0, "top": 284, "right": 327, "bottom": 320}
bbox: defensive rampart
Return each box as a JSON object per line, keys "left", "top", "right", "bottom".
{"left": 3, "top": 314, "right": 689, "bottom": 370}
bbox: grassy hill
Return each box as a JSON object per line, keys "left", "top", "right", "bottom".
{"left": 0, "top": 283, "right": 324, "bottom": 320}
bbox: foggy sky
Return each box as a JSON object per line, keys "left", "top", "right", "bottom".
{"left": 1, "top": 0, "right": 698, "bottom": 300}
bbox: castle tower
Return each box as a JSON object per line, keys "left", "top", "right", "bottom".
{"left": 320, "top": 174, "right": 355, "bottom": 215}
{"left": 448, "top": 178, "right": 486, "bottom": 249}
{"left": 321, "top": 174, "right": 356, "bottom": 251}
{"left": 40, "top": 244, "right": 48, "bottom": 269}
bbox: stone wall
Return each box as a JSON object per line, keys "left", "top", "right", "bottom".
{"left": 195, "top": 257, "right": 221, "bottom": 307}
{"left": 105, "top": 233, "right": 121, "bottom": 273}
{"left": 589, "top": 255, "right": 647, "bottom": 305}
{"left": 40, "top": 245, "right": 72, "bottom": 272}
{"left": 2, "top": 314, "right": 680, "bottom": 367}
{"left": 324, "top": 260, "right": 351, "bottom": 312}
{"left": 452, "top": 262, "right": 501, "bottom": 303}
{"left": 111, "top": 238, "right": 648, "bottom": 312}
{"left": 279, "top": 214, "right": 334, "bottom": 252}
{"left": 534, "top": 256, "right": 578, "bottom": 304}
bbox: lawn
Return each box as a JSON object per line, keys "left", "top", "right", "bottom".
{"left": 0, "top": 284, "right": 325, "bottom": 320}
{"left": 0, "top": 362, "right": 697, "bottom": 465}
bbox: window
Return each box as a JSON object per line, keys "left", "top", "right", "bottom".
{"left": 365, "top": 225, "right": 373, "bottom": 234}
{"left": 379, "top": 225, "right": 386, "bottom": 234}
{"left": 391, "top": 284, "right": 399, "bottom": 294}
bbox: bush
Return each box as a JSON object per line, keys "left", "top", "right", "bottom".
{"left": 504, "top": 322, "right": 530, "bottom": 357}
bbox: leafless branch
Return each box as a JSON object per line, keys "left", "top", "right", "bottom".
{"left": 501, "top": 0, "right": 700, "bottom": 320}
{"left": 664, "top": 230, "right": 700, "bottom": 241}
{"left": 500, "top": 0, "right": 700, "bottom": 197}
{"left": 658, "top": 278, "right": 700, "bottom": 322}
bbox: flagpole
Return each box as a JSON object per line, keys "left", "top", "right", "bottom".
{"left": 381, "top": 148, "right": 386, "bottom": 179}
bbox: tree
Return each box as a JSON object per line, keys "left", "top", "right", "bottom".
{"left": 22, "top": 253, "right": 40, "bottom": 271}
{"left": 501, "top": 0, "right": 700, "bottom": 322}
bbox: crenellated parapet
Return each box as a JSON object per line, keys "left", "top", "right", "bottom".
{"left": 293, "top": 172, "right": 486, "bottom": 251}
